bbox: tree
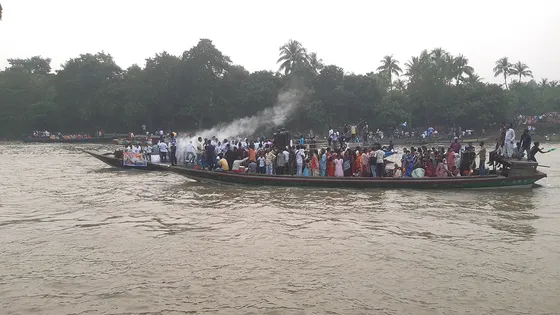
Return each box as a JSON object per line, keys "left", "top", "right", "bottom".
{"left": 307, "top": 52, "right": 324, "bottom": 75}
{"left": 376, "top": 55, "right": 402, "bottom": 90}
{"left": 277, "top": 40, "right": 309, "bottom": 75}
{"left": 510, "top": 61, "right": 533, "bottom": 82}
{"left": 7, "top": 56, "right": 52, "bottom": 74}
{"left": 452, "top": 55, "right": 474, "bottom": 85}
{"left": 493, "top": 57, "right": 512, "bottom": 89}
{"left": 539, "top": 78, "right": 549, "bottom": 88}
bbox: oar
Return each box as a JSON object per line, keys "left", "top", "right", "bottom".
{"left": 538, "top": 164, "right": 550, "bottom": 168}
{"left": 547, "top": 148, "right": 556, "bottom": 153}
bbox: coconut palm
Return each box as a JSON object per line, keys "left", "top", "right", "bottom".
{"left": 452, "top": 55, "right": 474, "bottom": 85}
{"left": 277, "top": 40, "right": 309, "bottom": 75}
{"left": 307, "top": 52, "right": 324, "bottom": 74}
{"left": 404, "top": 56, "right": 422, "bottom": 82}
{"left": 550, "top": 80, "right": 559, "bottom": 88}
{"left": 465, "top": 73, "right": 483, "bottom": 86}
{"left": 493, "top": 57, "right": 512, "bottom": 89}
{"left": 393, "top": 79, "right": 406, "bottom": 91}
{"left": 376, "top": 55, "right": 402, "bottom": 89}
{"left": 539, "top": 78, "right": 549, "bottom": 88}
{"left": 510, "top": 61, "right": 533, "bottom": 82}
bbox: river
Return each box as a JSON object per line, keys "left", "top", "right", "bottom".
{"left": 1, "top": 143, "right": 559, "bottom": 315}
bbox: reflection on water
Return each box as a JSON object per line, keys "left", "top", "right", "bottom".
{"left": 0, "top": 143, "right": 559, "bottom": 314}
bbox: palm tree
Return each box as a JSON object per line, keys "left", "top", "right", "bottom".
{"left": 465, "top": 73, "right": 483, "bottom": 86}
{"left": 404, "top": 56, "right": 422, "bottom": 82}
{"left": 307, "top": 52, "right": 324, "bottom": 74}
{"left": 550, "top": 80, "right": 559, "bottom": 88}
{"left": 539, "top": 78, "right": 549, "bottom": 88}
{"left": 452, "top": 55, "right": 474, "bottom": 85}
{"left": 376, "top": 55, "right": 402, "bottom": 89}
{"left": 277, "top": 40, "right": 309, "bottom": 75}
{"left": 493, "top": 57, "right": 512, "bottom": 89}
{"left": 430, "top": 48, "right": 452, "bottom": 83}
{"left": 0, "top": 3, "right": 3, "bottom": 21}
{"left": 393, "top": 79, "right": 406, "bottom": 91}
{"left": 510, "top": 61, "right": 533, "bottom": 82}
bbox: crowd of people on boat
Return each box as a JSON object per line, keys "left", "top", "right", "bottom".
{"left": 117, "top": 120, "right": 552, "bottom": 178}
{"left": 31, "top": 130, "right": 93, "bottom": 140}
{"left": 496, "top": 123, "right": 550, "bottom": 163}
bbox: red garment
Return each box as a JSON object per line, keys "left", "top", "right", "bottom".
{"left": 326, "top": 154, "right": 335, "bottom": 177}
{"left": 424, "top": 160, "right": 435, "bottom": 177}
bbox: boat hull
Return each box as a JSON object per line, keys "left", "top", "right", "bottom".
{"left": 167, "top": 167, "right": 546, "bottom": 189}
{"left": 84, "top": 151, "right": 168, "bottom": 171}
{"left": 24, "top": 137, "right": 115, "bottom": 144}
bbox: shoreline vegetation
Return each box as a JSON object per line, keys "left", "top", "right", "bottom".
{"left": 1, "top": 39, "right": 560, "bottom": 139}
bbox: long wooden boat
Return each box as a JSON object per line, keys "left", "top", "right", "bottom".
{"left": 166, "top": 166, "right": 545, "bottom": 189}
{"left": 85, "top": 151, "right": 169, "bottom": 171}
{"left": 85, "top": 151, "right": 547, "bottom": 189}
{"left": 23, "top": 136, "right": 116, "bottom": 144}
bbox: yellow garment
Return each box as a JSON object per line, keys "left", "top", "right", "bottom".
{"left": 218, "top": 158, "right": 229, "bottom": 171}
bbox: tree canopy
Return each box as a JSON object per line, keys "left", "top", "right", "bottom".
{"left": 1, "top": 39, "right": 559, "bottom": 138}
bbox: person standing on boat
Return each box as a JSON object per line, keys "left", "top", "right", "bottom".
{"left": 265, "top": 149, "right": 275, "bottom": 175}
{"left": 528, "top": 142, "right": 548, "bottom": 163}
{"left": 503, "top": 123, "right": 516, "bottom": 158}
{"left": 450, "top": 137, "right": 461, "bottom": 153}
{"left": 158, "top": 141, "right": 168, "bottom": 163}
{"left": 476, "top": 141, "right": 487, "bottom": 175}
{"left": 169, "top": 138, "right": 178, "bottom": 166}
{"left": 296, "top": 145, "right": 306, "bottom": 176}
{"left": 519, "top": 129, "right": 532, "bottom": 160}
{"left": 144, "top": 144, "right": 152, "bottom": 162}
{"left": 205, "top": 140, "right": 216, "bottom": 170}
{"left": 334, "top": 153, "right": 344, "bottom": 177}
{"left": 319, "top": 149, "right": 327, "bottom": 176}
{"left": 375, "top": 145, "right": 385, "bottom": 177}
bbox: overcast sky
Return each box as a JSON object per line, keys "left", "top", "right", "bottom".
{"left": 1, "top": 0, "right": 559, "bottom": 83}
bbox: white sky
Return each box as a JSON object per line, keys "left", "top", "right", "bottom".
{"left": 1, "top": 0, "right": 559, "bottom": 83}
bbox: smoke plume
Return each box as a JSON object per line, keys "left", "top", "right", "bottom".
{"left": 176, "top": 89, "right": 305, "bottom": 155}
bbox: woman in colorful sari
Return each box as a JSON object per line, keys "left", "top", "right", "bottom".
{"left": 446, "top": 148, "right": 456, "bottom": 175}
{"left": 424, "top": 153, "right": 436, "bottom": 177}
{"left": 310, "top": 150, "right": 320, "bottom": 176}
{"left": 361, "top": 149, "right": 370, "bottom": 177}
{"left": 334, "top": 153, "right": 344, "bottom": 177}
{"left": 405, "top": 151, "right": 416, "bottom": 177}
{"left": 343, "top": 150, "right": 352, "bottom": 177}
{"left": 354, "top": 150, "right": 362, "bottom": 177}
{"left": 319, "top": 149, "right": 327, "bottom": 176}
{"left": 327, "top": 152, "right": 335, "bottom": 177}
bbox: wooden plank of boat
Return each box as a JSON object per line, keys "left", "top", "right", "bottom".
{"left": 84, "top": 151, "right": 169, "bottom": 171}
{"left": 24, "top": 137, "right": 115, "bottom": 144}
{"left": 166, "top": 166, "right": 546, "bottom": 189}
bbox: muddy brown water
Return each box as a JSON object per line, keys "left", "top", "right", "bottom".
{"left": 1, "top": 143, "right": 559, "bottom": 315}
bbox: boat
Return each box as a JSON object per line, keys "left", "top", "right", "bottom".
{"left": 86, "top": 150, "right": 546, "bottom": 189}
{"left": 85, "top": 151, "right": 169, "bottom": 171}
{"left": 166, "top": 162, "right": 546, "bottom": 189}
{"left": 23, "top": 135, "right": 117, "bottom": 144}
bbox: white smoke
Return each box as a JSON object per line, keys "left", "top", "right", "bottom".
{"left": 176, "top": 89, "right": 304, "bottom": 157}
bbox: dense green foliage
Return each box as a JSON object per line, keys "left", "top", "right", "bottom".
{"left": 1, "top": 39, "right": 560, "bottom": 138}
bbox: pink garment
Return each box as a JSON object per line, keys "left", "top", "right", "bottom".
{"left": 436, "top": 163, "right": 448, "bottom": 177}
{"left": 334, "top": 158, "right": 344, "bottom": 177}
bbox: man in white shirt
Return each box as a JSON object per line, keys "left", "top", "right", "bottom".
{"left": 296, "top": 146, "right": 306, "bottom": 176}
{"left": 375, "top": 146, "right": 385, "bottom": 177}
{"left": 159, "top": 141, "right": 168, "bottom": 163}
{"left": 504, "top": 123, "right": 516, "bottom": 158}
{"left": 144, "top": 144, "right": 152, "bottom": 161}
